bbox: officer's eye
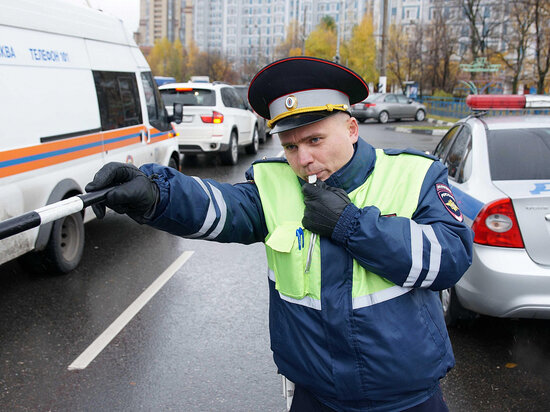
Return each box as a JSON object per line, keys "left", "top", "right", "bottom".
{"left": 283, "top": 144, "right": 297, "bottom": 152}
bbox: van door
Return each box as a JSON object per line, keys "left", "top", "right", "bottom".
{"left": 139, "top": 72, "right": 175, "bottom": 165}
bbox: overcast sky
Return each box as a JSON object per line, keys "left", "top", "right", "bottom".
{"left": 63, "top": 0, "right": 140, "bottom": 33}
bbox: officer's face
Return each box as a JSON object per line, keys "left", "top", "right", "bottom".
{"left": 279, "top": 113, "right": 359, "bottom": 182}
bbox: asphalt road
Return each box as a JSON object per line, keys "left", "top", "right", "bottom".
{"left": 1, "top": 120, "right": 549, "bottom": 411}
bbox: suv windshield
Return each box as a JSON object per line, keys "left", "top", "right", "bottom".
{"left": 488, "top": 127, "right": 550, "bottom": 180}
{"left": 160, "top": 88, "right": 215, "bottom": 106}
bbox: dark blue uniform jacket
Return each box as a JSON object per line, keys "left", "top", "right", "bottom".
{"left": 141, "top": 138, "right": 473, "bottom": 412}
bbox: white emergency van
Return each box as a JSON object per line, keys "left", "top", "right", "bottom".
{"left": 0, "top": 0, "right": 181, "bottom": 273}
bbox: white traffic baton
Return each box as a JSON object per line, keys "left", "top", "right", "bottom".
{"left": 0, "top": 188, "right": 111, "bottom": 240}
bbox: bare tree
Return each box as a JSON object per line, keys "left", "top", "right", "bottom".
{"left": 455, "top": 0, "right": 504, "bottom": 76}
{"left": 532, "top": 0, "right": 550, "bottom": 93}
{"left": 494, "top": 0, "right": 535, "bottom": 94}
{"left": 387, "top": 24, "right": 408, "bottom": 93}
{"left": 424, "top": 4, "right": 460, "bottom": 93}
{"left": 408, "top": 24, "right": 426, "bottom": 96}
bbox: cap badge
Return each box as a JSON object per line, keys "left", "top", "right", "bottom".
{"left": 285, "top": 95, "right": 298, "bottom": 110}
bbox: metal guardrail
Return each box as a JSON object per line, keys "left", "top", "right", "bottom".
{"left": 418, "top": 96, "right": 550, "bottom": 119}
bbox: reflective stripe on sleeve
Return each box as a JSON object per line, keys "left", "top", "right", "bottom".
{"left": 420, "top": 225, "right": 441, "bottom": 288}
{"left": 268, "top": 269, "right": 322, "bottom": 310}
{"left": 404, "top": 221, "right": 442, "bottom": 287}
{"left": 203, "top": 183, "right": 227, "bottom": 240}
{"left": 186, "top": 177, "right": 217, "bottom": 239}
{"left": 404, "top": 220, "right": 423, "bottom": 287}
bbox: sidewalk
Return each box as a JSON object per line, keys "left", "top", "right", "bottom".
{"left": 385, "top": 117, "right": 454, "bottom": 136}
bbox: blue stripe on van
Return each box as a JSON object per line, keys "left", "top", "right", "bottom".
{"left": 0, "top": 133, "right": 140, "bottom": 169}
{"left": 449, "top": 184, "right": 484, "bottom": 221}
{"left": 103, "top": 133, "right": 141, "bottom": 145}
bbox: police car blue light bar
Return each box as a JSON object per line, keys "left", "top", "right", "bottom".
{"left": 0, "top": 188, "right": 111, "bottom": 240}
{"left": 466, "top": 94, "right": 550, "bottom": 110}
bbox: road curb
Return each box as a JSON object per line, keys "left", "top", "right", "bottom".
{"left": 387, "top": 126, "right": 448, "bottom": 136}
{"left": 426, "top": 117, "right": 454, "bottom": 127}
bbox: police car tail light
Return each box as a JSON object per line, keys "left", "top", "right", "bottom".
{"left": 365, "top": 103, "right": 376, "bottom": 107}
{"left": 466, "top": 94, "right": 550, "bottom": 110}
{"left": 201, "top": 111, "right": 224, "bottom": 124}
{"left": 472, "top": 198, "right": 524, "bottom": 248}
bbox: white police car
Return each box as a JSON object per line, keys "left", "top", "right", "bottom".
{"left": 433, "top": 95, "right": 550, "bottom": 325}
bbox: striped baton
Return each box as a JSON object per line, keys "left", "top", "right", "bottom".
{"left": 0, "top": 188, "right": 112, "bottom": 240}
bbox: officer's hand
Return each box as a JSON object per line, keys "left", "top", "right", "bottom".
{"left": 302, "top": 181, "right": 351, "bottom": 238}
{"left": 85, "top": 162, "right": 159, "bottom": 223}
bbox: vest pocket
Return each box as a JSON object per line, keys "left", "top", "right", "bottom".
{"left": 265, "top": 223, "right": 307, "bottom": 299}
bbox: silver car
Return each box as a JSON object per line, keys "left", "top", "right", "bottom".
{"left": 433, "top": 95, "right": 550, "bottom": 325}
{"left": 351, "top": 93, "right": 427, "bottom": 123}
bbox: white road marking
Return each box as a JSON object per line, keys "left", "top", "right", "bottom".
{"left": 68, "top": 250, "right": 194, "bottom": 371}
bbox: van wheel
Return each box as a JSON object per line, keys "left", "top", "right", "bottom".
{"left": 19, "top": 212, "right": 85, "bottom": 275}
{"left": 44, "top": 213, "right": 85, "bottom": 274}
{"left": 221, "top": 131, "right": 238, "bottom": 165}
{"left": 168, "top": 156, "right": 178, "bottom": 170}
{"left": 245, "top": 125, "right": 259, "bottom": 154}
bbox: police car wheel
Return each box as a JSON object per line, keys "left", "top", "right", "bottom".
{"left": 440, "top": 287, "right": 474, "bottom": 327}
{"left": 415, "top": 109, "right": 426, "bottom": 122}
{"left": 44, "top": 212, "right": 85, "bottom": 274}
{"left": 221, "top": 131, "right": 239, "bottom": 165}
{"left": 245, "top": 125, "right": 259, "bottom": 155}
{"left": 378, "top": 111, "right": 389, "bottom": 124}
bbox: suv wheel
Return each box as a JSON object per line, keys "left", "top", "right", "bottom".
{"left": 245, "top": 125, "right": 259, "bottom": 154}
{"left": 220, "top": 130, "right": 238, "bottom": 165}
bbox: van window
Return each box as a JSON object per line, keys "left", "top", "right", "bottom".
{"left": 93, "top": 71, "right": 142, "bottom": 130}
{"left": 140, "top": 72, "right": 172, "bottom": 131}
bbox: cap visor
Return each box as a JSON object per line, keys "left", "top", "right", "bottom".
{"left": 271, "top": 111, "right": 345, "bottom": 134}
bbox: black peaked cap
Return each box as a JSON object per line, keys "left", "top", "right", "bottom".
{"left": 248, "top": 56, "right": 369, "bottom": 120}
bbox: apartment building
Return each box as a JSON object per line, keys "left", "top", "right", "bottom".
{"left": 137, "top": 0, "right": 182, "bottom": 46}
{"left": 137, "top": 0, "right": 511, "bottom": 68}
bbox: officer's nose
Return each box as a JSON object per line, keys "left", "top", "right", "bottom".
{"left": 296, "top": 147, "right": 314, "bottom": 167}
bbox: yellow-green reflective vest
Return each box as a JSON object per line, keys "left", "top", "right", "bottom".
{"left": 253, "top": 149, "right": 433, "bottom": 309}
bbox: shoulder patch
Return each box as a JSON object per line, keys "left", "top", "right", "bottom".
{"left": 383, "top": 148, "right": 438, "bottom": 161}
{"left": 436, "top": 183, "right": 463, "bottom": 222}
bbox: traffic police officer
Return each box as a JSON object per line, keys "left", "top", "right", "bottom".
{"left": 86, "top": 57, "right": 473, "bottom": 411}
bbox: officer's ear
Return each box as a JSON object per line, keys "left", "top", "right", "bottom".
{"left": 347, "top": 114, "right": 359, "bottom": 144}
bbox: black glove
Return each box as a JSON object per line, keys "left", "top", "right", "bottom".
{"left": 302, "top": 180, "right": 351, "bottom": 238}
{"left": 85, "top": 162, "right": 159, "bottom": 223}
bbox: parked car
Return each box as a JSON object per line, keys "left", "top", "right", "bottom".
{"left": 233, "top": 85, "right": 269, "bottom": 143}
{"left": 351, "top": 93, "right": 426, "bottom": 123}
{"left": 433, "top": 94, "right": 550, "bottom": 326}
{"left": 159, "top": 82, "right": 259, "bottom": 165}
